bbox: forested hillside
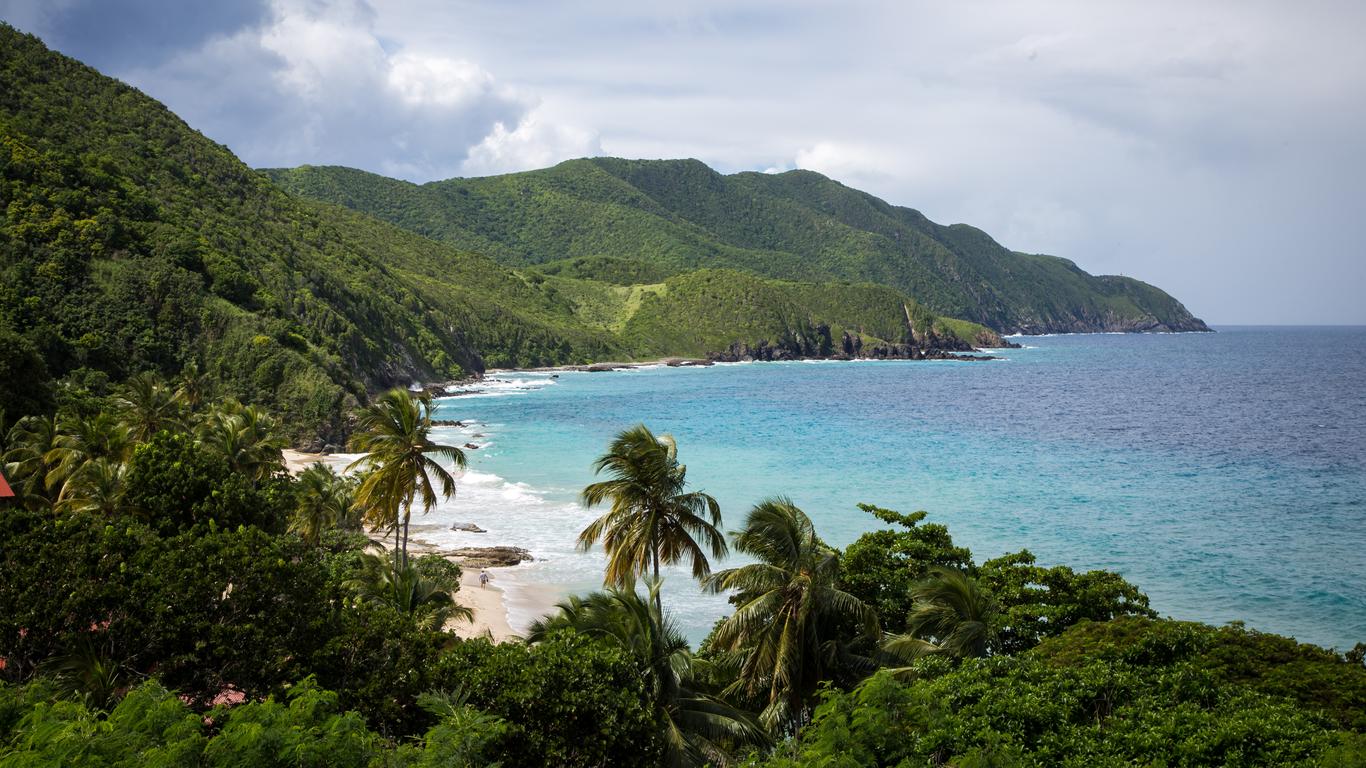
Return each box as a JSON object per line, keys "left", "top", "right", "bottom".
{"left": 266, "top": 158, "right": 1210, "bottom": 334}
{"left": 0, "top": 25, "right": 996, "bottom": 443}
{"left": 0, "top": 25, "right": 629, "bottom": 442}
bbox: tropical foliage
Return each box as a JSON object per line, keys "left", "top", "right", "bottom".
{"left": 0, "top": 23, "right": 1354, "bottom": 768}
{"left": 348, "top": 388, "right": 464, "bottom": 566}
{"left": 702, "top": 498, "right": 879, "bottom": 731}
{"left": 529, "top": 581, "right": 767, "bottom": 766}
{"left": 345, "top": 551, "right": 471, "bottom": 632}
{"left": 2, "top": 405, "right": 1365, "bottom": 766}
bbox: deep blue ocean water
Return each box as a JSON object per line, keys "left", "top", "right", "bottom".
{"left": 429, "top": 327, "right": 1366, "bottom": 650}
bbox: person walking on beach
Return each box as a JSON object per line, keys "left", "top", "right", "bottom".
{"left": 479, "top": 570, "right": 489, "bottom": 588}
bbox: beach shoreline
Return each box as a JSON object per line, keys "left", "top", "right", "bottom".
{"left": 449, "top": 567, "right": 518, "bottom": 642}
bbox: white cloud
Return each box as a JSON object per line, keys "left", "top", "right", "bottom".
{"left": 794, "top": 142, "right": 893, "bottom": 185}
{"left": 462, "top": 108, "right": 602, "bottom": 176}
{"left": 386, "top": 53, "right": 498, "bottom": 108}
{"left": 113, "top": 0, "right": 531, "bottom": 182}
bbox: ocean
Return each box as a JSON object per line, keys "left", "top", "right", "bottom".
{"left": 423, "top": 327, "right": 1366, "bottom": 650}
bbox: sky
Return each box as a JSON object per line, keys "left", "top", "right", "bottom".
{"left": 3, "top": 0, "right": 1364, "bottom": 324}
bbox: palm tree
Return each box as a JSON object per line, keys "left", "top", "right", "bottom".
{"left": 195, "top": 401, "right": 286, "bottom": 484}
{"left": 54, "top": 458, "right": 126, "bottom": 517}
{"left": 114, "top": 372, "right": 184, "bottom": 443}
{"left": 579, "top": 425, "right": 726, "bottom": 612}
{"left": 883, "top": 567, "right": 998, "bottom": 664}
{"left": 173, "top": 361, "right": 214, "bottom": 412}
{"left": 291, "top": 462, "right": 359, "bottom": 545}
{"left": 345, "top": 550, "right": 472, "bottom": 631}
{"left": 703, "top": 497, "right": 878, "bottom": 731}
{"left": 528, "top": 580, "right": 767, "bottom": 767}
{"left": 2, "top": 413, "right": 61, "bottom": 507}
{"left": 348, "top": 388, "right": 464, "bottom": 567}
{"left": 44, "top": 412, "right": 130, "bottom": 502}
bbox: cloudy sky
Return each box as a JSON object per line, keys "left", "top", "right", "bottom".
{"left": 3, "top": 0, "right": 1364, "bottom": 324}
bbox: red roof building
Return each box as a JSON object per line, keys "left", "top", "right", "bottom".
{"left": 0, "top": 469, "right": 13, "bottom": 498}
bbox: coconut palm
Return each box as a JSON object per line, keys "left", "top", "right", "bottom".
{"left": 114, "top": 372, "right": 184, "bottom": 443}
{"left": 291, "top": 462, "right": 359, "bottom": 545}
{"left": 884, "top": 566, "right": 998, "bottom": 664}
{"left": 529, "top": 580, "right": 767, "bottom": 767}
{"left": 703, "top": 497, "right": 878, "bottom": 731}
{"left": 578, "top": 425, "right": 726, "bottom": 611}
{"left": 345, "top": 551, "right": 471, "bottom": 631}
{"left": 54, "top": 458, "right": 126, "bottom": 517}
{"left": 196, "top": 401, "right": 286, "bottom": 483}
{"left": 348, "top": 388, "right": 464, "bottom": 567}
{"left": 44, "top": 412, "right": 130, "bottom": 501}
{"left": 173, "top": 361, "right": 214, "bottom": 412}
{"left": 2, "top": 413, "right": 61, "bottom": 507}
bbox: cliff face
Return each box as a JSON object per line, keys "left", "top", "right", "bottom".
{"left": 706, "top": 325, "right": 1005, "bottom": 363}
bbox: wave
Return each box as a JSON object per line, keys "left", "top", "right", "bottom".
{"left": 411, "top": 461, "right": 733, "bottom": 638}
{"left": 438, "top": 375, "right": 558, "bottom": 400}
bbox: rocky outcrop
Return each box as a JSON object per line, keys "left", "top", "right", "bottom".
{"left": 444, "top": 546, "right": 533, "bottom": 568}
{"left": 707, "top": 324, "right": 1000, "bottom": 363}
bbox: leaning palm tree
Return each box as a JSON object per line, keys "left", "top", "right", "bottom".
{"left": 348, "top": 388, "right": 464, "bottom": 567}
{"left": 884, "top": 566, "right": 998, "bottom": 664}
{"left": 528, "top": 580, "right": 767, "bottom": 767}
{"left": 114, "top": 372, "right": 184, "bottom": 443}
{"left": 579, "top": 425, "right": 726, "bottom": 612}
{"left": 345, "top": 550, "right": 471, "bottom": 631}
{"left": 703, "top": 497, "right": 879, "bottom": 732}
{"left": 291, "top": 462, "right": 359, "bottom": 545}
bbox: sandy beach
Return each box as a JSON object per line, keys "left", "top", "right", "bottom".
{"left": 282, "top": 448, "right": 329, "bottom": 475}
{"left": 449, "top": 568, "right": 519, "bottom": 642}
{"left": 283, "top": 435, "right": 561, "bottom": 644}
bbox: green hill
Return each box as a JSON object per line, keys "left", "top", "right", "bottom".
{"left": 0, "top": 25, "right": 999, "bottom": 441}
{"left": 265, "top": 158, "right": 1209, "bottom": 334}
{"left": 0, "top": 24, "right": 622, "bottom": 443}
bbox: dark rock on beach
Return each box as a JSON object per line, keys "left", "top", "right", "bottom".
{"left": 445, "top": 546, "right": 533, "bottom": 568}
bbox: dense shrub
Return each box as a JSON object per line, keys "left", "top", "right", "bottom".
{"left": 432, "top": 632, "right": 665, "bottom": 768}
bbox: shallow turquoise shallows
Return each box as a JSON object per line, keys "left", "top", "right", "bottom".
{"left": 429, "top": 327, "right": 1366, "bottom": 650}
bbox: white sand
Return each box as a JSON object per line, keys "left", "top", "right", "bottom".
{"left": 282, "top": 448, "right": 327, "bottom": 475}
{"left": 449, "top": 568, "right": 519, "bottom": 642}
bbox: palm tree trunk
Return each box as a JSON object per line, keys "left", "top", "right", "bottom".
{"left": 400, "top": 488, "right": 415, "bottom": 568}
{"left": 651, "top": 543, "right": 662, "bottom": 616}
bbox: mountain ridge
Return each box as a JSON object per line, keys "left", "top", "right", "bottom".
{"left": 265, "top": 158, "right": 1210, "bottom": 335}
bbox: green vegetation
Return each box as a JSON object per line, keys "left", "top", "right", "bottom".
{"left": 702, "top": 498, "right": 879, "bottom": 731}
{"left": 0, "top": 24, "right": 618, "bottom": 444}
{"left": 3, "top": 399, "right": 1365, "bottom": 766}
{"left": 266, "top": 159, "right": 1210, "bottom": 335}
{"left": 348, "top": 389, "right": 464, "bottom": 566}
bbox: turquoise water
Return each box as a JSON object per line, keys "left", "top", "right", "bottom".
{"left": 429, "top": 327, "right": 1366, "bottom": 650}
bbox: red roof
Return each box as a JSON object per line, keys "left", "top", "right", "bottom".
{"left": 0, "top": 470, "right": 13, "bottom": 498}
